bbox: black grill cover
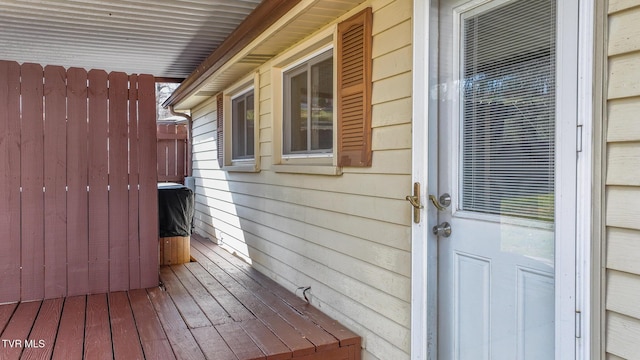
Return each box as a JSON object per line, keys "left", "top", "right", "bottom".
{"left": 158, "top": 183, "right": 195, "bottom": 237}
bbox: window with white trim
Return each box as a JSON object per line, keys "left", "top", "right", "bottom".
{"left": 283, "top": 49, "right": 334, "bottom": 156}
{"left": 231, "top": 89, "right": 255, "bottom": 160}
{"left": 271, "top": 7, "right": 373, "bottom": 174}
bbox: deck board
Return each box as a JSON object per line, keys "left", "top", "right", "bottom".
{"left": 0, "top": 303, "right": 17, "bottom": 333}
{"left": 159, "top": 267, "right": 212, "bottom": 329}
{"left": 216, "top": 322, "right": 266, "bottom": 360}
{"left": 189, "top": 245, "right": 276, "bottom": 319}
{"left": 0, "top": 301, "right": 41, "bottom": 360}
{"left": 109, "top": 291, "right": 144, "bottom": 360}
{"left": 147, "top": 287, "right": 206, "bottom": 360}
{"left": 52, "top": 296, "right": 86, "bottom": 360}
{"left": 22, "top": 297, "right": 63, "bottom": 360}
{"left": 128, "top": 289, "right": 175, "bottom": 360}
{"left": 183, "top": 256, "right": 255, "bottom": 322}
{"left": 191, "top": 238, "right": 338, "bottom": 352}
{"left": 0, "top": 235, "right": 361, "bottom": 359}
{"left": 171, "top": 264, "right": 233, "bottom": 325}
{"left": 84, "top": 294, "right": 113, "bottom": 360}
{"left": 240, "top": 318, "right": 291, "bottom": 360}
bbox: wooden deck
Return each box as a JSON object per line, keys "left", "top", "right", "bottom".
{"left": 0, "top": 235, "right": 361, "bottom": 360}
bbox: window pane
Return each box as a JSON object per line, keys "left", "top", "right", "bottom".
{"left": 461, "top": 0, "right": 556, "bottom": 221}
{"left": 289, "top": 71, "right": 308, "bottom": 152}
{"left": 311, "top": 57, "right": 333, "bottom": 151}
{"left": 231, "top": 91, "right": 254, "bottom": 160}
{"left": 246, "top": 94, "right": 255, "bottom": 157}
{"left": 232, "top": 98, "right": 246, "bottom": 159}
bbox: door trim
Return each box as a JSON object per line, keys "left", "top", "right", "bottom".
{"left": 410, "top": 0, "right": 596, "bottom": 359}
{"left": 410, "top": 1, "right": 434, "bottom": 359}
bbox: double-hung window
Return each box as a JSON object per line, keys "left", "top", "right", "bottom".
{"left": 283, "top": 49, "right": 334, "bottom": 156}
{"left": 231, "top": 89, "right": 255, "bottom": 160}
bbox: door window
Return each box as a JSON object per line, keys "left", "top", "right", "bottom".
{"left": 460, "top": 0, "right": 556, "bottom": 221}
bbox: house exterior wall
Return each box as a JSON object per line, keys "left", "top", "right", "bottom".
{"left": 190, "top": 0, "right": 413, "bottom": 359}
{"left": 605, "top": 1, "right": 640, "bottom": 358}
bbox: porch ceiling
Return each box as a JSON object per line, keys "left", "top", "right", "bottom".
{"left": 0, "top": 0, "right": 262, "bottom": 79}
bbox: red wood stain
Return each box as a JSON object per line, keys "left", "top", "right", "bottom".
{"left": 22, "top": 297, "right": 64, "bottom": 360}
{"left": 52, "top": 296, "right": 86, "bottom": 360}
{"left": 108, "top": 72, "right": 130, "bottom": 292}
{"left": 138, "top": 74, "right": 159, "bottom": 289}
{"left": 109, "top": 291, "right": 144, "bottom": 359}
{"left": 128, "top": 289, "right": 175, "bottom": 360}
{"left": 0, "top": 62, "right": 159, "bottom": 303}
{"left": 20, "top": 63, "right": 45, "bottom": 301}
{"left": 66, "top": 68, "right": 90, "bottom": 296}
{"left": 128, "top": 74, "right": 141, "bottom": 290}
{"left": 88, "top": 69, "right": 110, "bottom": 295}
{"left": 43, "top": 65, "right": 68, "bottom": 299}
{"left": 84, "top": 294, "right": 112, "bottom": 360}
{"left": 0, "top": 237, "right": 361, "bottom": 360}
{"left": 0, "top": 301, "right": 41, "bottom": 360}
{"left": 0, "top": 61, "right": 21, "bottom": 303}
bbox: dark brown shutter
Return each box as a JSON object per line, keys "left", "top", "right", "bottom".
{"left": 337, "top": 7, "right": 373, "bottom": 167}
{"left": 216, "top": 94, "right": 224, "bottom": 168}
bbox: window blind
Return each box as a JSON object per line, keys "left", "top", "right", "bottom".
{"left": 461, "top": 0, "right": 556, "bottom": 221}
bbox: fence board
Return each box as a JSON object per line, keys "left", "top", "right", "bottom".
{"left": 129, "top": 75, "right": 141, "bottom": 289}
{"left": 0, "top": 61, "right": 21, "bottom": 303}
{"left": 177, "top": 136, "right": 186, "bottom": 180}
{"left": 157, "top": 123, "right": 188, "bottom": 183}
{"left": 158, "top": 141, "right": 167, "bottom": 180}
{"left": 88, "top": 69, "right": 110, "bottom": 294}
{"left": 21, "top": 63, "right": 46, "bottom": 301}
{"left": 66, "top": 67, "right": 90, "bottom": 296}
{"left": 44, "top": 65, "right": 68, "bottom": 299}
{"left": 138, "top": 74, "right": 159, "bottom": 288}
{"left": 108, "top": 72, "right": 130, "bottom": 292}
{"left": 167, "top": 124, "right": 177, "bottom": 181}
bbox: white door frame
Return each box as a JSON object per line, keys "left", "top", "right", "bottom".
{"left": 410, "top": 0, "right": 595, "bottom": 359}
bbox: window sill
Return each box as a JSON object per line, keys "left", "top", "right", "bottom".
{"left": 223, "top": 163, "right": 259, "bottom": 173}
{"left": 272, "top": 164, "right": 342, "bottom": 176}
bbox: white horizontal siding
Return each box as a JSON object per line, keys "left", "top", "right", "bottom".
{"left": 607, "top": 98, "right": 640, "bottom": 142}
{"left": 606, "top": 2, "right": 640, "bottom": 358}
{"left": 189, "top": 1, "right": 413, "bottom": 359}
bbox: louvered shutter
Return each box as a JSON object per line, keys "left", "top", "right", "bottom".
{"left": 216, "top": 94, "right": 224, "bottom": 168}
{"left": 337, "top": 7, "right": 373, "bottom": 167}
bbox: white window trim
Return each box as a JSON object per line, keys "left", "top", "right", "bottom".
{"left": 223, "top": 72, "right": 260, "bottom": 173}
{"left": 410, "top": 0, "right": 595, "bottom": 359}
{"left": 270, "top": 26, "right": 342, "bottom": 176}
{"left": 282, "top": 47, "right": 334, "bottom": 159}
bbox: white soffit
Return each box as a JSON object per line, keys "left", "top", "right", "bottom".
{"left": 174, "top": 0, "right": 365, "bottom": 110}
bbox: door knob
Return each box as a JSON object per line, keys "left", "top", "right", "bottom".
{"left": 432, "top": 222, "right": 452, "bottom": 237}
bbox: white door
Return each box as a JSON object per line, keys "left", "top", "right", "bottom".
{"left": 431, "top": 0, "right": 578, "bottom": 358}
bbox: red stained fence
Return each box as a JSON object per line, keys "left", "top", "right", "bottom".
{"left": 157, "top": 123, "right": 188, "bottom": 183}
{"left": 0, "top": 61, "right": 159, "bottom": 303}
